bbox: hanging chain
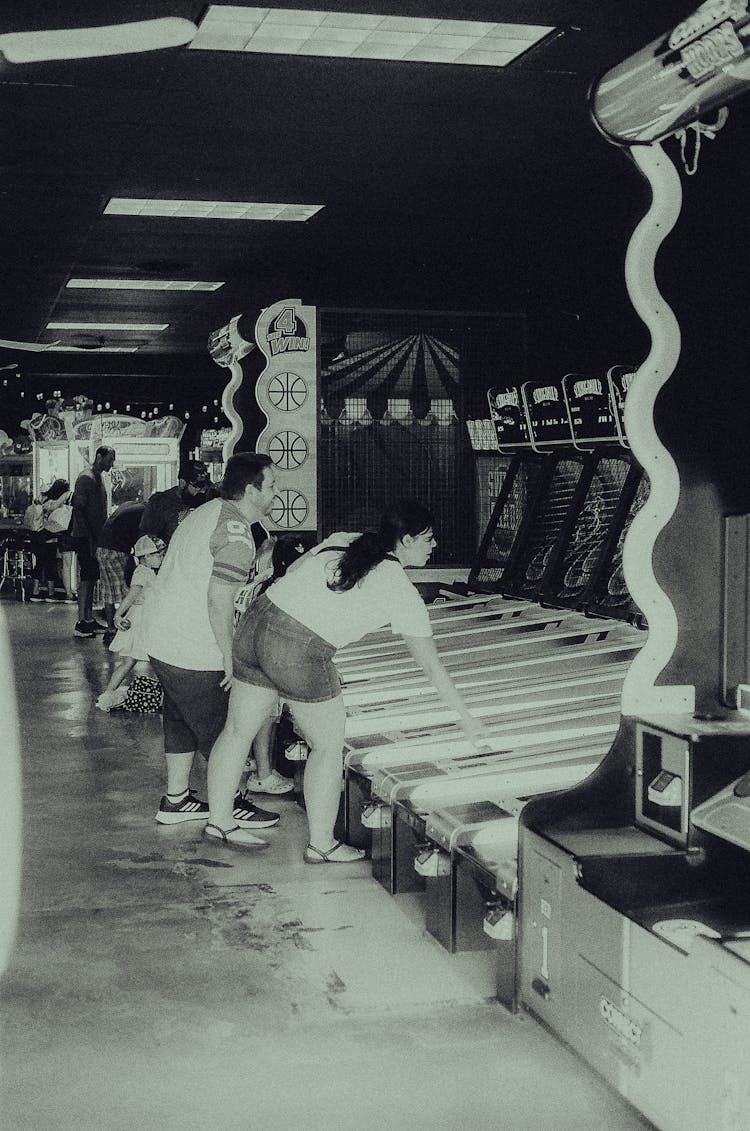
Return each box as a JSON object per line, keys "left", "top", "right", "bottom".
{"left": 675, "top": 106, "right": 730, "bottom": 175}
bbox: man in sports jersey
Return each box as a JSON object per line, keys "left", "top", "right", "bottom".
{"left": 145, "top": 452, "right": 279, "bottom": 838}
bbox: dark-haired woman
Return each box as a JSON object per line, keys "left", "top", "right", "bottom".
{"left": 27, "top": 478, "right": 71, "bottom": 602}
{"left": 206, "top": 501, "right": 487, "bottom": 858}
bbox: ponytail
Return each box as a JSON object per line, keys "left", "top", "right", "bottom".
{"left": 326, "top": 499, "right": 435, "bottom": 592}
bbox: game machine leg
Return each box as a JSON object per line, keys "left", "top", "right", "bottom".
{"left": 518, "top": 11, "right": 750, "bottom": 1131}
{"left": 422, "top": 799, "right": 521, "bottom": 1010}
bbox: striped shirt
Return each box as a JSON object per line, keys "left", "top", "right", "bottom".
{"left": 144, "top": 497, "right": 256, "bottom": 670}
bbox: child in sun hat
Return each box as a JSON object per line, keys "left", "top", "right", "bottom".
{"left": 96, "top": 534, "right": 166, "bottom": 711}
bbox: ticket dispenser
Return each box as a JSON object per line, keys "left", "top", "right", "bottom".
{"left": 635, "top": 715, "right": 750, "bottom": 849}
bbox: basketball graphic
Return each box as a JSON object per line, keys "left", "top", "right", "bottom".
{"left": 266, "top": 372, "right": 308, "bottom": 411}
{"left": 267, "top": 430, "right": 309, "bottom": 470}
{"left": 270, "top": 489, "right": 309, "bottom": 529}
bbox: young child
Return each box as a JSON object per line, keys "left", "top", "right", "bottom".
{"left": 96, "top": 534, "right": 165, "bottom": 712}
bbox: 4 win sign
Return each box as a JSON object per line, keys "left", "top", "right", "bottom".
{"left": 265, "top": 305, "right": 311, "bottom": 356}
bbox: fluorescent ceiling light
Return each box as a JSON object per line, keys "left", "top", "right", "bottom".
{"left": 0, "top": 17, "right": 196, "bottom": 64}
{"left": 104, "top": 198, "right": 323, "bottom": 221}
{"left": 190, "top": 6, "right": 554, "bottom": 66}
{"left": 43, "top": 345, "right": 140, "bottom": 353}
{"left": 47, "top": 322, "right": 169, "bottom": 331}
{"left": 66, "top": 278, "right": 225, "bottom": 291}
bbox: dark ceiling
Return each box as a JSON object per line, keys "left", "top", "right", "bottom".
{"left": 0, "top": 1, "right": 713, "bottom": 370}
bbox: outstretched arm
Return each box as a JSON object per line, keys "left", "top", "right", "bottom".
{"left": 402, "top": 634, "right": 490, "bottom": 747}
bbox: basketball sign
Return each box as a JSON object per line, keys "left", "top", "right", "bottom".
{"left": 266, "top": 372, "right": 308, "bottom": 411}
{"left": 270, "top": 489, "right": 309, "bottom": 528}
{"left": 267, "top": 430, "right": 309, "bottom": 470}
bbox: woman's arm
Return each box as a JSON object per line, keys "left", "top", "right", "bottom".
{"left": 402, "top": 634, "right": 490, "bottom": 746}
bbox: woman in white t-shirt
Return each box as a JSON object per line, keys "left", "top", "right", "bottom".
{"left": 205, "top": 500, "right": 487, "bottom": 858}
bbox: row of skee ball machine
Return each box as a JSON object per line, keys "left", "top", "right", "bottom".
{"left": 515, "top": 8, "right": 750, "bottom": 1131}
{"left": 323, "top": 363, "right": 648, "bottom": 1011}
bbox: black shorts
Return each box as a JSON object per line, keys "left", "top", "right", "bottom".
{"left": 149, "top": 658, "right": 229, "bottom": 758}
{"left": 69, "top": 537, "right": 99, "bottom": 581}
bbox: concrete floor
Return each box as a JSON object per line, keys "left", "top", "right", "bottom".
{"left": 0, "top": 596, "right": 655, "bottom": 1131}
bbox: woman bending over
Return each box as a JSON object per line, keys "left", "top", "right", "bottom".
{"left": 205, "top": 500, "right": 488, "bottom": 858}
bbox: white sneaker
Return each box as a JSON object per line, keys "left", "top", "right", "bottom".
{"left": 245, "top": 770, "right": 295, "bottom": 796}
{"left": 96, "top": 686, "right": 128, "bottom": 712}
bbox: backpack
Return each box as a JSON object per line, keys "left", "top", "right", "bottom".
{"left": 44, "top": 502, "right": 73, "bottom": 533}
{"left": 118, "top": 675, "right": 163, "bottom": 713}
{"left": 22, "top": 502, "right": 44, "bottom": 532}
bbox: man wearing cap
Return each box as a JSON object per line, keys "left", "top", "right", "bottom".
{"left": 70, "top": 445, "right": 116, "bottom": 638}
{"left": 138, "top": 460, "right": 213, "bottom": 546}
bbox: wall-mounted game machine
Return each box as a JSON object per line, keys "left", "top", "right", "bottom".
{"left": 68, "top": 414, "right": 184, "bottom": 510}
{"left": 517, "top": 6, "right": 750, "bottom": 1128}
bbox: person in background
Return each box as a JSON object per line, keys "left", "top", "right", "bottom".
{"left": 70, "top": 445, "right": 115, "bottom": 638}
{"left": 96, "top": 535, "right": 165, "bottom": 712}
{"left": 145, "top": 452, "right": 280, "bottom": 837}
{"left": 26, "top": 479, "right": 71, "bottom": 602}
{"left": 205, "top": 500, "right": 489, "bottom": 857}
{"left": 139, "top": 460, "right": 213, "bottom": 546}
{"left": 96, "top": 488, "right": 146, "bottom": 646}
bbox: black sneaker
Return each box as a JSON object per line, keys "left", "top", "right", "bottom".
{"left": 233, "top": 792, "right": 280, "bottom": 829}
{"left": 155, "top": 791, "right": 209, "bottom": 825}
{"left": 74, "top": 620, "right": 96, "bottom": 638}
{"left": 29, "top": 594, "right": 45, "bottom": 603}
{"left": 83, "top": 619, "right": 107, "bottom": 633}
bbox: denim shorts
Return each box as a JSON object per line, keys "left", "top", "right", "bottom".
{"left": 233, "top": 593, "right": 341, "bottom": 703}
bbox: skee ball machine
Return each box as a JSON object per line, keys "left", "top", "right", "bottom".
{"left": 518, "top": 7, "right": 750, "bottom": 1130}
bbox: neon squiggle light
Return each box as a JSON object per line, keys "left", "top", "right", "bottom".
{"left": 620, "top": 143, "right": 695, "bottom": 715}
{"left": 208, "top": 315, "right": 254, "bottom": 464}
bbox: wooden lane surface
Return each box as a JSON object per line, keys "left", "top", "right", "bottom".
{"left": 341, "top": 638, "right": 642, "bottom": 706}
{"left": 337, "top": 620, "right": 639, "bottom": 684}
{"left": 350, "top": 702, "right": 622, "bottom": 775}
{"left": 344, "top": 664, "right": 629, "bottom": 738}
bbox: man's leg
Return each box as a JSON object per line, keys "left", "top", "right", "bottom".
{"left": 166, "top": 750, "right": 196, "bottom": 797}
{"left": 77, "top": 577, "right": 93, "bottom": 624}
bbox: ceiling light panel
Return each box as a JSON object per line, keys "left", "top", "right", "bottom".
{"left": 47, "top": 322, "right": 169, "bottom": 331}
{"left": 190, "top": 6, "right": 554, "bottom": 66}
{"left": 66, "top": 279, "right": 225, "bottom": 291}
{"left": 104, "top": 198, "right": 323, "bottom": 221}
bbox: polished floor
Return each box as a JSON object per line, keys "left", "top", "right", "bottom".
{"left": 0, "top": 595, "right": 654, "bottom": 1131}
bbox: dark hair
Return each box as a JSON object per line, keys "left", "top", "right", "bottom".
{"left": 220, "top": 452, "right": 273, "bottom": 500}
{"left": 42, "top": 478, "right": 70, "bottom": 501}
{"left": 271, "top": 535, "right": 307, "bottom": 579}
{"left": 94, "top": 445, "right": 115, "bottom": 462}
{"left": 181, "top": 459, "right": 210, "bottom": 486}
{"left": 327, "top": 499, "right": 434, "bottom": 592}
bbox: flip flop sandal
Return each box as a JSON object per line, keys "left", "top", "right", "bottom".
{"left": 204, "top": 823, "right": 268, "bottom": 849}
{"left": 304, "top": 840, "right": 366, "bottom": 864}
